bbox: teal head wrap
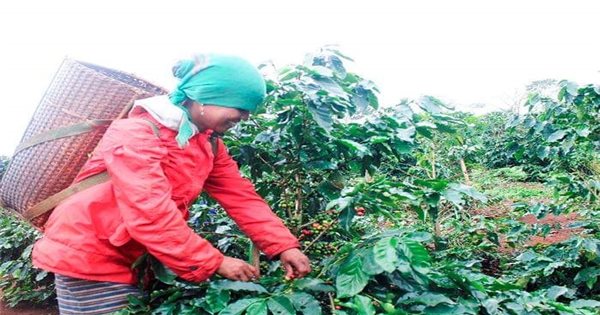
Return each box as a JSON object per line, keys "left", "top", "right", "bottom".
{"left": 169, "top": 54, "right": 266, "bottom": 147}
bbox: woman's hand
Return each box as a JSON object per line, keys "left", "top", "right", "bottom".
{"left": 280, "top": 248, "right": 311, "bottom": 280}
{"left": 216, "top": 256, "right": 260, "bottom": 281}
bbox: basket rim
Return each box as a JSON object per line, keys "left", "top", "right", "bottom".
{"left": 67, "top": 57, "right": 169, "bottom": 95}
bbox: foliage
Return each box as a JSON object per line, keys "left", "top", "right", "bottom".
{"left": 327, "top": 224, "right": 600, "bottom": 315}
{"left": 506, "top": 82, "right": 600, "bottom": 198}
{"left": 116, "top": 254, "right": 332, "bottom": 315}
{"left": 0, "top": 210, "right": 54, "bottom": 306}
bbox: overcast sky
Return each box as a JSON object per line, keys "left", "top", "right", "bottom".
{"left": 0, "top": 0, "right": 598, "bottom": 156}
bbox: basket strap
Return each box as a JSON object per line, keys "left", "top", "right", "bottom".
{"left": 23, "top": 171, "right": 110, "bottom": 220}
{"left": 139, "top": 118, "right": 161, "bottom": 138}
{"left": 23, "top": 119, "right": 160, "bottom": 221}
{"left": 23, "top": 120, "right": 217, "bottom": 222}
{"left": 14, "top": 119, "right": 113, "bottom": 154}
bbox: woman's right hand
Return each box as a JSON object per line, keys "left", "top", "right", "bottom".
{"left": 216, "top": 256, "right": 260, "bottom": 281}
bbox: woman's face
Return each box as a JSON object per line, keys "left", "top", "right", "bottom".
{"left": 187, "top": 102, "right": 250, "bottom": 134}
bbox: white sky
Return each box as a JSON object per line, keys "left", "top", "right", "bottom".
{"left": 0, "top": 0, "right": 599, "bottom": 156}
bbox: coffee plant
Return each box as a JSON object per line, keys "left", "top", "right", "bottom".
{"left": 0, "top": 210, "right": 54, "bottom": 306}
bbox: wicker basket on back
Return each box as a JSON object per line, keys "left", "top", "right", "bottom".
{"left": 0, "top": 58, "right": 167, "bottom": 228}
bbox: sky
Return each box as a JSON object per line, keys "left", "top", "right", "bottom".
{"left": 0, "top": 0, "right": 599, "bottom": 156}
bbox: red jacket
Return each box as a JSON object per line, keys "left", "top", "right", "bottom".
{"left": 32, "top": 109, "right": 299, "bottom": 284}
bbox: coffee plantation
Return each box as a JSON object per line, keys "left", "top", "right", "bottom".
{"left": 1, "top": 48, "right": 598, "bottom": 314}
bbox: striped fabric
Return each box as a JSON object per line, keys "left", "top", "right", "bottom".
{"left": 55, "top": 274, "right": 142, "bottom": 314}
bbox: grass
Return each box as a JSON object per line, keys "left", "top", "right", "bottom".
{"left": 470, "top": 166, "right": 553, "bottom": 204}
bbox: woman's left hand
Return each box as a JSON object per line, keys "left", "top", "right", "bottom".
{"left": 279, "top": 248, "right": 311, "bottom": 280}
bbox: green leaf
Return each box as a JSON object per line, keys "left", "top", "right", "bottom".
{"left": 338, "top": 139, "right": 371, "bottom": 158}
{"left": 396, "top": 126, "right": 416, "bottom": 143}
{"left": 560, "top": 80, "right": 579, "bottom": 95}
{"left": 546, "top": 130, "right": 567, "bottom": 142}
{"left": 537, "top": 146, "right": 551, "bottom": 160}
{"left": 294, "top": 278, "right": 335, "bottom": 293}
{"left": 212, "top": 280, "right": 268, "bottom": 294}
{"left": 482, "top": 299, "right": 499, "bottom": 314}
{"left": 398, "top": 292, "right": 455, "bottom": 307}
{"left": 339, "top": 206, "right": 355, "bottom": 231}
{"left": 405, "top": 231, "right": 433, "bottom": 242}
{"left": 369, "top": 136, "right": 389, "bottom": 144}
{"left": 445, "top": 183, "right": 488, "bottom": 204}
{"left": 35, "top": 270, "right": 48, "bottom": 282}
{"left": 570, "top": 299, "right": 600, "bottom": 309}
{"left": 372, "top": 237, "right": 399, "bottom": 273}
{"left": 442, "top": 189, "right": 463, "bottom": 207}
{"left": 546, "top": 286, "right": 569, "bottom": 301}
{"left": 414, "top": 179, "right": 449, "bottom": 191}
{"left": 246, "top": 301, "right": 268, "bottom": 315}
{"left": 361, "top": 249, "right": 385, "bottom": 275}
{"left": 575, "top": 126, "right": 591, "bottom": 137}
{"left": 310, "top": 66, "right": 334, "bottom": 78}
{"left": 574, "top": 267, "right": 600, "bottom": 289}
{"left": 353, "top": 295, "right": 376, "bottom": 315}
{"left": 352, "top": 87, "right": 370, "bottom": 113}
{"left": 267, "top": 296, "right": 296, "bottom": 315}
{"left": 203, "top": 287, "right": 231, "bottom": 314}
{"left": 336, "top": 256, "right": 369, "bottom": 297}
{"left": 220, "top": 298, "right": 263, "bottom": 315}
{"left": 326, "top": 197, "right": 353, "bottom": 212}
{"left": 419, "top": 96, "right": 452, "bottom": 114}
{"left": 398, "top": 240, "right": 430, "bottom": 267}
{"left": 289, "top": 292, "right": 322, "bottom": 315}
{"left": 153, "top": 302, "right": 177, "bottom": 314}
{"left": 314, "top": 77, "right": 346, "bottom": 98}
{"left": 395, "top": 102, "right": 414, "bottom": 119}
{"left": 307, "top": 102, "right": 333, "bottom": 132}
{"left": 415, "top": 121, "right": 437, "bottom": 129}
{"left": 150, "top": 257, "right": 176, "bottom": 285}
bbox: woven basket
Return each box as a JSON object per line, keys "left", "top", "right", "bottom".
{"left": 0, "top": 58, "right": 168, "bottom": 227}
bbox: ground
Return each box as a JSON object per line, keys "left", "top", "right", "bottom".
{"left": 0, "top": 293, "right": 58, "bottom": 315}
{"left": 474, "top": 179, "right": 584, "bottom": 253}
{"left": 520, "top": 212, "right": 583, "bottom": 246}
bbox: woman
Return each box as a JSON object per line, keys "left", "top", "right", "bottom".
{"left": 32, "top": 54, "right": 311, "bottom": 314}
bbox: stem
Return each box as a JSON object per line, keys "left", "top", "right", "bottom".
{"left": 328, "top": 293, "right": 336, "bottom": 313}
{"left": 304, "top": 224, "right": 333, "bottom": 251}
{"left": 294, "top": 173, "right": 303, "bottom": 224}
{"left": 434, "top": 219, "right": 442, "bottom": 242}
{"left": 316, "top": 255, "right": 347, "bottom": 279}
{"left": 364, "top": 293, "right": 382, "bottom": 304}
{"left": 431, "top": 143, "right": 437, "bottom": 179}
{"left": 248, "top": 243, "right": 261, "bottom": 270}
{"left": 459, "top": 158, "right": 472, "bottom": 185}
{"left": 298, "top": 218, "right": 320, "bottom": 230}
{"left": 256, "top": 153, "right": 277, "bottom": 172}
{"left": 282, "top": 197, "right": 294, "bottom": 223}
{"left": 200, "top": 231, "right": 243, "bottom": 238}
{"left": 250, "top": 117, "right": 261, "bottom": 127}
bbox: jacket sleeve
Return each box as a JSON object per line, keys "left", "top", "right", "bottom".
{"left": 100, "top": 120, "right": 224, "bottom": 282}
{"left": 204, "top": 139, "right": 300, "bottom": 259}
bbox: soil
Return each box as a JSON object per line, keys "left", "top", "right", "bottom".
{"left": 519, "top": 213, "right": 584, "bottom": 247}
{"left": 497, "top": 212, "right": 584, "bottom": 255}
{"left": 472, "top": 199, "right": 513, "bottom": 218}
{"left": 0, "top": 299, "right": 58, "bottom": 315}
